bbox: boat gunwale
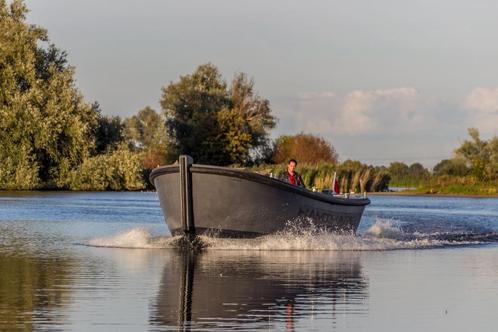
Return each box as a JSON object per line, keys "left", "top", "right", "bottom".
{"left": 150, "top": 164, "right": 370, "bottom": 207}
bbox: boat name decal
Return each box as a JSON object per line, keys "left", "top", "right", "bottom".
{"left": 297, "top": 207, "right": 354, "bottom": 223}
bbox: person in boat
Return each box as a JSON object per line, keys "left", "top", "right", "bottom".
{"left": 279, "top": 159, "right": 305, "bottom": 187}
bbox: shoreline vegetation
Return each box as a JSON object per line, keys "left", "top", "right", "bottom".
{"left": 369, "top": 192, "right": 498, "bottom": 198}
{"left": 1, "top": 1, "right": 497, "bottom": 196}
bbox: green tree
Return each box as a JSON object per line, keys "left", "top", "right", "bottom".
{"left": 408, "top": 163, "right": 430, "bottom": 182}
{"left": 0, "top": 0, "right": 97, "bottom": 189}
{"left": 92, "top": 102, "right": 125, "bottom": 154}
{"left": 123, "top": 106, "right": 168, "bottom": 151}
{"left": 455, "top": 128, "right": 494, "bottom": 180}
{"left": 339, "top": 159, "right": 365, "bottom": 172}
{"left": 272, "top": 135, "right": 293, "bottom": 164}
{"left": 218, "top": 73, "right": 276, "bottom": 165}
{"left": 161, "top": 64, "right": 229, "bottom": 164}
{"left": 387, "top": 162, "right": 410, "bottom": 185}
{"left": 487, "top": 136, "right": 498, "bottom": 180}
{"left": 160, "top": 64, "right": 275, "bottom": 165}
{"left": 433, "top": 159, "right": 470, "bottom": 177}
{"left": 123, "top": 106, "right": 169, "bottom": 168}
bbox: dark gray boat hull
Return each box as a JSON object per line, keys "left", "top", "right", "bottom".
{"left": 150, "top": 164, "right": 370, "bottom": 238}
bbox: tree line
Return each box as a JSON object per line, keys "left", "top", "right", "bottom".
{"left": 0, "top": 1, "right": 275, "bottom": 190}
{"left": 377, "top": 128, "right": 497, "bottom": 194}
{"left": 2, "top": 1, "right": 496, "bottom": 194}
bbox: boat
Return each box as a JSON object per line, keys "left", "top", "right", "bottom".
{"left": 150, "top": 155, "right": 370, "bottom": 239}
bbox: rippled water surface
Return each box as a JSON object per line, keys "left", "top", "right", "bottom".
{"left": 1, "top": 191, "right": 498, "bottom": 331}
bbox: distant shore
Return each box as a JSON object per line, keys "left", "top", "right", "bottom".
{"left": 2, "top": 189, "right": 497, "bottom": 199}
{"left": 369, "top": 191, "right": 498, "bottom": 198}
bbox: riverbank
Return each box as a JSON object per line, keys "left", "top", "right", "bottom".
{"left": 386, "top": 178, "right": 498, "bottom": 197}
{"left": 369, "top": 191, "right": 498, "bottom": 198}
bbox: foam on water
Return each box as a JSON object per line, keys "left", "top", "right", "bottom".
{"left": 87, "top": 227, "right": 181, "bottom": 249}
{"left": 202, "top": 219, "right": 480, "bottom": 251}
{"left": 86, "top": 218, "right": 497, "bottom": 251}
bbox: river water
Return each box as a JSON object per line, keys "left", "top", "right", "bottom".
{"left": 1, "top": 191, "right": 498, "bottom": 331}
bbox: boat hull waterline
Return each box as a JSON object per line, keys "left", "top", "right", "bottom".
{"left": 150, "top": 162, "right": 370, "bottom": 238}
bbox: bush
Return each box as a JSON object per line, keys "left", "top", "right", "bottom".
{"left": 0, "top": 146, "right": 40, "bottom": 190}
{"left": 433, "top": 159, "right": 470, "bottom": 177}
{"left": 65, "top": 145, "right": 145, "bottom": 191}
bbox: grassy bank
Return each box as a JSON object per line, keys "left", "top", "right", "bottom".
{"left": 391, "top": 176, "right": 498, "bottom": 196}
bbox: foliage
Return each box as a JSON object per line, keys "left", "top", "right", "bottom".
{"left": 123, "top": 106, "right": 168, "bottom": 152}
{"left": 0, "top": 145, "right": 39, "bottom": 190}
{"left": 454, "top": 128, "right": 498, "bottom": 181}
{"left": 413, "top": 176, "right": 497, "bottom": 196}
{"left": 141, "top": 148, "right": 168, "bottom": 169}
{"left": 335, "top": 162, "right": 390, "bottom": 193}
{"left": 161, "top": 64, "right": 275, "bottom": 166}
{"left": 93, "top": 102, "right": 124, "bottom": 154}
{"left": 272, "top": 133, "right": 338, "bottom": 164}
{"left": 387, "top": 162, "right": 409, "bottom": 184}
{"left": 385, "top": 129, "right": 498, "bottom": 195}
{"left": 65, "top": 144, "right": 145, "bottom": 191}
{"left": 0, "top": 0, "right": 98, "bottom": 189}
{"left": 221, "top": 73, "right": 276, "bottom": 165}
{"left": 387, "top": 161, "right": 430, "bottom": 187}
{"left": 433, "top": 158, "right": 470, "bottom": 177}
{"left": 123, "top": 106, "right": 169, "bottom": 171}
{"left": 160, "top": 64, "right": 229, "bottom": 164}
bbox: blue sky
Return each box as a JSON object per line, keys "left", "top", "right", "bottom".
{"left": 25, "top": 0, "right": 498, "bottom": 166}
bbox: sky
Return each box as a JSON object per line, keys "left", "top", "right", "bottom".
{"left": 25, "top": 0, "right": 498, "bottom": 167}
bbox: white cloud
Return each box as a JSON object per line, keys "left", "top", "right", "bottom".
{"left": 271, "top": 87, "right": 460, "bottom": 166}
{"left": 335, "top": 87, "right": 419, "bottom": 135}
{"left": 289, "top": 87, "right": 430, "bottom": 136}
{"left": 465, "top": 87, "right": 498, "bottom": 113}
{"left": 464, "top": 87, "right": 498, "bottom": 134}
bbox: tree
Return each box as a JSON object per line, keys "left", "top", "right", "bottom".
{"left": 387, "top": 162, "right": 410, "bottom": 185}
{"left": 160, "top": 64, "right": 275, "bottom": 165}
{"left": 487, "top": 136, "right": 498, "bottom": 180}
{"left": 0, "top": 0, "right": 98, "bottom": 189}
{"left": 123, "top": 106, "right": 169, "bottom": 168}
{"left": 161, "top": 64, "right": 228, "bottom": 164}
{"left": 92, "top": 102, "right": 125, "bottom": 154}
{"left": 454, "top": 128, "right": 488, "bottom": 180}
{"left": 433, "top": 159, "right": 470, "bottom": 177}
{"left": 408, "top": 163, "right": 430, "bottom": 181}
{"left": 123, "top": 106, "right": 168, "bottom": 151}
{"left": 272, "top": 133, "right": 338, "bottom": 164}
{"left": 454, "top": 128, "right": 498, "bottom": 180}
{"left": 218, "top": 73, "right": 276, "bottom": 165}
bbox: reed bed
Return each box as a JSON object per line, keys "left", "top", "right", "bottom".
{"left": 252, "top": 162, "right": 390, "bottom": 193}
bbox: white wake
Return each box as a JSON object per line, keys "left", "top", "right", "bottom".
{"left": 86, "top": 218, "right": 485, "bottom": 251}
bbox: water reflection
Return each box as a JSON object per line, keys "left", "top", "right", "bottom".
{"left": 150, "top": 251, "right": 368, "bottom": 331}
{"left": 0, "top": 254, "right": 74, "bottom": 331}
